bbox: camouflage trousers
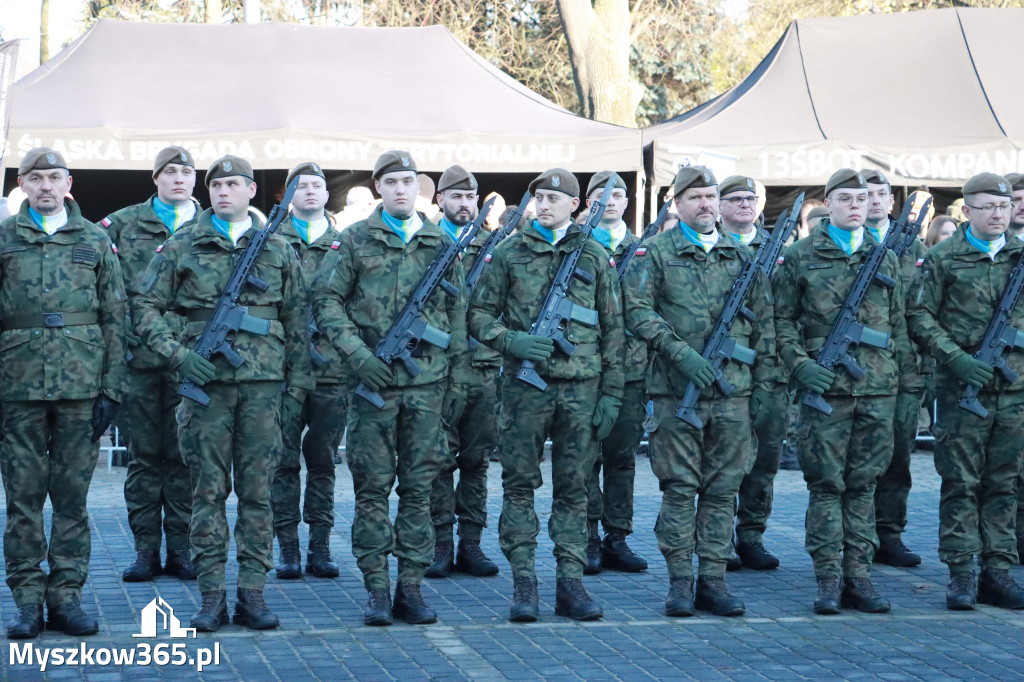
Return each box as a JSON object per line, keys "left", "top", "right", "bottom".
{"left": 586, "top": 380, "right": 645, "bottom": 535}
{"left": 933, "top": 388, "right": 1024, "bottom": 571}
{"left": 271, "top": 381, "right": 347, "bottom": 545}
{"left": 875, "top": 392, "right": 921, "bottom": 540}
{"left": 177, "top": 381, "right": 281, "bottom": 593}
{"left": 798, "top": 395, "right": 895, "bottom": 578}
{"left": 735, "top": 383, "right": 789, "bottom": 544}
{"left": 347, "top": 381, "right": 446, "bottom": 590}
{"left": 646, "top": 395, "right": 752, "bottom": 579}
{"left": 0, "top": 399, "right": 97, "bottom": 608}
{"left": 120, "top": 368, "right": 192, "bottom": 552}
{"left": 498, "top": 376, "right": 600, "bottom": 580}
{"left": 430, "top": 366, "right": 498, "bottom": 543}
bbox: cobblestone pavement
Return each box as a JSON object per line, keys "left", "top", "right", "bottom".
{"left": 2, "top": 443, "right": 1023, "bottom": 680}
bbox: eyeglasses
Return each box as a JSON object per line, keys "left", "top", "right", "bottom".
{"left": 831, "top": 194, "right": 869, "bottom": 207}
{"left": 722, "top": 195, "right": 757, "bottom": 207}
{"left": 966, "top": 202, "right": 1014, "bottom": 213}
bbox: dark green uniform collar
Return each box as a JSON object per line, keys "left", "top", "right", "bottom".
{"left": 666, "top": 224, "right": 747, "bottom": 258}
{"left": 946, "top": 222, "right": 1024, "bottom": 261}
{"left": 364, "top": 205, "right": 443, "bottom": 248}
{"left": 520, "top": 220, "right": 587, "bottom": 254}
{"left": 13, "top": 198, "right": 88, "bottom": 244}
{"left": 809, "top": 221, "right": 880, "bottom": 259}
{"left": 191, "top": 207, "right": 263, "bottom": 249}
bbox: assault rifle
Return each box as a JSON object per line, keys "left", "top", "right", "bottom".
{"left": 800, "top": 191, "right": 932, "bottom": 416}
{"left": 178, "top": 176, "right": 300, "bottom": 406}
{"left": 615, "top": 200, "right": 672, "bottom": 280}
{"left": 354, "top": 206, "right": 486, "bottom": 409}
{"left": 515, "top": 177, "right": 615, "bottom": 391}
{"left": 675, "top": 193, "right": 804, "bottom": 429}
{"left": 464, "top": 193, "right": 526, "bottom": 298}
{"left": 958, "top": 249, "right": 1024, "bottom": 418}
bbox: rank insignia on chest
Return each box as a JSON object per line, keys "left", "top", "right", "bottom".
{"left": 635, "top": 247, "right": 647, "bottom": 257}
{"left": 100, "top": 217, "right": 112, "bottom": 228}
{"left": 331, "top": 240, "right": 341, "bottom": 250}
{"left": 916, "top": 258, "right": 924, "bottom": 267}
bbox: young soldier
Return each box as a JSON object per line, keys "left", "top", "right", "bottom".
{"left": 774, "top": 168, "right": 920, "bottom": 615}
{"left": 469, "top": 168, "right": 623, "bottom": 622}
{"left": 624, "top": 166, "right": 776, "bottom": 618}
{"left": 2, "top": 148, "right": 127, "bottom": 639}
{"left": 312, "top": 151, "right": 470, "bottom": 626}
{"left": 103, "top": 146, "right": 200, "bottom": 583}
{"left": 717, "top": 174, "right": 787, "bottom": 571}
{"left": 425, "top": 164, "right": 500, "bottom": 579}
{"left": 908, "top": 172, "right": 1024, "bottom": 610}
{"left": 1007, "top": 173, "right": 1024, "bottom": 561}
{"left": 271, "top": 162, "right": 349, "bottom": 580}
{"left": 132, "top": 155, "right": 313, "bottom": 632}
{"left": 581, "top": 170, "right": 648, "bottom": 576}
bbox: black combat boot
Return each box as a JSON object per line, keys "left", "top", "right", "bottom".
{"left": 813, "top": 574, "right": 842, "bottom": 615}
{"left": 190, "top": 590, "right": 228, "bottom": 632}
{"left": 122, "top": 549, "right": 162, "bottom": 582}
{"left": 276, "top": 540, "right": 302, "bottom": 579}
{"left": 726, "top": 551, "right": 743, "bottom": 572}
{"left": 555, "top": 578, "right": 603, "bottom": 621}
{"left": 6, "top": 605, "right": 43, "bottom": 639}
{"left": 695, "top": 576, "right": 745, "bottom": 617}
{"left": 873, "top": 536, "right": 921, "bottom": 568}
{"left": 600, "top": 533, "right": 648, "bottom": 572}
{"left": 665, "top": 577, "right": 695, "bottom": 618}
{"left": 509, "top": 576, "right": 539, "bottom": 622}
{"left": 47, "top": 601, "right": 99, "bottom": 636}
{"left": 978, "top": 567, "right": 1024, "bottom": 609}
{"left": 841, "top": 577, "right": 891, "bottom": 613}
{"left": 306, "top": 540, "right": 340, "bottom": 578}
{"left": 234, "top": 588, "right": 279, "bottom": 630}
{"left": 584, "top": 534, "right": 603, "bottom": 576}
{"left": 736, "top": 541, "right": 780, "bottom": 570}
{"left": 364, "top": 588, "right": 393, "bottom": 626}
{"left": 455, "top": 538, "right": 499, "bottom": 576}
{"left": 424, "top": 540, "right": 455, "bottom": 579}
{"left": 946, "top": 570, "right": 977, "bottom": 611}
{"left": 393, "top": 582, "right": 437, "bottom": 624}
{"left": 164, "top": 549, "right": 197, "bottom": 580}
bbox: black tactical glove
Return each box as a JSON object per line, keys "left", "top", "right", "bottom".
{"left": 90, "top": 395, "right": 120, "bottom": 443}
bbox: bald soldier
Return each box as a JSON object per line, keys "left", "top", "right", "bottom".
{"left": 102, "top": 146, "right": 200, "bottom": 584}
{"left": 2, "top": 148, "right": 127, "bottom": 639}
{"left": 425, "top": 164, "right": 500, "bottom": 579}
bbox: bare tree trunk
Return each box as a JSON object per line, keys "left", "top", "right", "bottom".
{"left": 40, "top": 0, "right": 50, "bottom": 62}
{"left": 555, "top": 0, "right": 642, "bottom": 126}
{"left": 206, "top": 0, "right": 222, "bottom": 23}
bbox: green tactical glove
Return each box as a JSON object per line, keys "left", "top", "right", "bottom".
{"left": 90, "top": 395, "right": 120, "bottom": 443}
{"left": 503, "top": 331, "right": 555, "bottom": 362}
{"left": 792, "top": 359, "right": 835, "bottom": 395}
{"left": 442, "top": 388, "right": 468, "bottom": 426}
{"left": 592, "top": 394, "right": 622, "bottom": 441}
{"left": 124, "top": 321, "right": 141, "bottom": 347}
{"left": 948, "top": 353, "right": 994, "bottom": 389}
{"left": 350, "top": 348, "right": 391, "bottom": 392}
{"left": 895, "top": 391, "right": 921, "bottom": 430}
{"left": 668, "top": 345, "right": 716, "bottom": 390}
{"left": 175, "top": 350, "right": 216, "bottom": 386}
{"left": 748, "top": 385, "right": 776, "bottom": 432}
{"left": 281, "top": 393, "right": 304, "bottom": 427}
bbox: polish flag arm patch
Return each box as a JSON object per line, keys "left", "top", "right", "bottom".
{"left": 916, "top": 258, "right": 924, "bottom": 267}
{"left": 635, "top": 247, "right": 647, "bottom": 257}
{"left": 609, "top": 257, "right": 616, "bottom": 267}
{"left": 484, "top": 253, "right": 492, "bottom": 263}
{"left": 777, "top": 256, "right": 785, "bottom": 265}
{"left": 100, "top": 216, "right": 112, "bottom": 228}
{"left": 111, "top": 243, "right": 118, "bottom": 254}
{"left": 331, "top": 240, "right": 341, "bottom": 250}
{"left": 156, "top": 243, "right": 164, "bottom": 253}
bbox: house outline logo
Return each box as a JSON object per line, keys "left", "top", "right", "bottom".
{"left": 133, "top": 597, "right": 196, "bottom": 638}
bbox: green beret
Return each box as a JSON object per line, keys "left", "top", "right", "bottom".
{"left": 672, "top": 165, "right": 717, "bottom": 198}
{"left": 825, "top": 168, "right": 867, "bottom": 196}
{"left": 861, "top": 169, "right": 890, "bottom": 187}
{"left": 153, "top": 146, "right": 195, "bottom": 177}
{"left": 586, "top": 170, "right": 626, "bottom": 198}
{"left": 373, "top": 150, "right": 417, "bottom": 180}
{"left": 529, "top": 168, "right": 580, "bottom": 198}
{"left": 962, "top": 172, "right": 1012, "bottom": 198}
{"left": 718, "top": 175, "right": 757, "bottom": 197}
{"left": 205, "top": 155, "right": 254, "bottom": 187}
{"left": 437, "top": 165, "right": 478, "bottom": 193}
{"left": 808, "top": 206, "right": 829, "bottom": 221}
{"left": 1004, "top": 172, "right": 1024, "bottom": 192}
{"left": 19, "top": 147, "right": 68, "bottom": 176}
{"left": 285, "top": 161, "right": 326, "bottom": 190}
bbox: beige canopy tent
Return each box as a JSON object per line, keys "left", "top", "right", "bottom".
{"left": 6, "top": 19, "right": 641, "bottom": 175}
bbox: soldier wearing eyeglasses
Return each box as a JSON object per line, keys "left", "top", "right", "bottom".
{"left": 773, "top": 168, "right": 921, "bottom": 615}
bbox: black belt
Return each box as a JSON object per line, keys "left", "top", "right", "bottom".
{"left": 2, "top": 311, "right": 99, "bottom": 330}
{"left": 186, "top": 306, "right": 279, "bottom": 323}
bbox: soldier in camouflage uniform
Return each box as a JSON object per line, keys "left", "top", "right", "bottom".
{"left": 717, "top": 174, "right": 788, "bottom": 572}
{"left": 2, "top": 148, "right": 127, "bottom": 639}
{"left": 581, "top": 171, "right": 648, "bottom": 576}
{"left": 862, "top": 170, "right": 927, "bottom": 569}
{"left": 424, "top": 165, "right": 500, "bottom": 579}
{"left": 133, "top": 155, "right": 313, "bottom": 632}
{"left": 907, "top": 172, "right": 1024, "bottom": 610}
{"left": 1005, "top": 173, "right": 1024, "bottom": 562}
{"left": 270, "top": 162, "right": 349, "bottom": 581}
{"left": 103, "top": 146, "right": 199, "bottom": 584}
{"left": 623, "top": 166, "right": 776, "bottom": 619}
{"left": 312, "top": 151, "right": 470, "bottom": 626}
{"left": 469, "top": 168, "right": 624, "bottom": 622}
{"left": 774, "top": 168, "right": 921, "bottom": 615}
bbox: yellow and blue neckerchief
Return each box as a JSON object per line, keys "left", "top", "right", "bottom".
{"left": 965, "top": 225, "right": 1006, "bottom": 260}
{"left": 292, "top": 216, "right": 330, "bottom": 245}
{"left": 678, "top": 221, "right": 719, "bottom": 252}
{"left": 592, "top": 220, "right": 627, "bottom": 251}
{"left": 211, "top": 214, "right": 253, "bottom": 246}
{"left": 727, "top": 229, "right": 757, "bottom": 246}
{"left": 152, "top": 197, "right": 196, "bottom": 234}
{"left": 381, "top": 210, "right": 423, "bottom": 244}
{"left": 439, "top": 216, "right": 463, "bottom": 243}
{"left": 529, "top": 219, "right": 571, "bottom": 245}
{"left": 828, "top": 223, "right": 864, "bottom": 255}
{"left": 865, "top": 219, "right": 889, "bottom": 245}
{"left": 29, "top": 206, "right": 68, "bottom": 236}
